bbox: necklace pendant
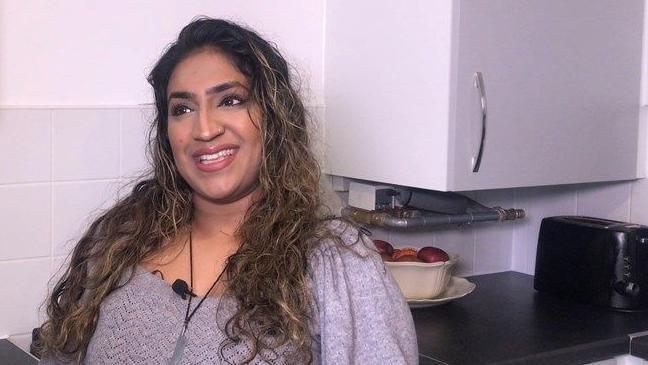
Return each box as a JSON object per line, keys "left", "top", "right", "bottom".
{"left": 168, "top": 330, "right": 187, "bottom": 365}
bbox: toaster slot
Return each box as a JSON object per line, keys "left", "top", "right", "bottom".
{"left": 562, "top": 216, "right": 624, "bottom": 229}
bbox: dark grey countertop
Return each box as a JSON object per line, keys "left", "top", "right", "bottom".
{"left": 412, "top": 271, "right": 648, "bottom": 365}
{"left": 5, "top": 271, "right": 648, "bottom": 365}
{"left": 0, "top": 340, "right": 37, "bottom": 365}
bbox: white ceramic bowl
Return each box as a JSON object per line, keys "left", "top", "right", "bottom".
{"left": 385, "top": 255, "right": 457, "bottom": 300}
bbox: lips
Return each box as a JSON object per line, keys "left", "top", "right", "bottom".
{"left": 197, "top": 148, "right": 235, "bottom": 163}
{"left": 191, "top": 144, "right": 239, "bottom": 172}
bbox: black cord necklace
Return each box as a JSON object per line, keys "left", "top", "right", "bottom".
{"left": 169, "top": 231, "right": 227, "bottom": 365}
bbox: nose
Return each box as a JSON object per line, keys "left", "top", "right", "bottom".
{"left": 192, "top": 108, "right": 224, "bottom": 141}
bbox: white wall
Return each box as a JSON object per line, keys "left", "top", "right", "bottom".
{"left": 0, "top": 0, "right": 325, "bottom": 106}
{"left": 0, "top": 106, "right": 151, "bottom": 344}
{"left": 0, "top": 103, "right": 323, "bottom": 349}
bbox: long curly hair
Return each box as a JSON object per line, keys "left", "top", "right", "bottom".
{"left": 36, "top": 17, "right": 329, "bottom": 364}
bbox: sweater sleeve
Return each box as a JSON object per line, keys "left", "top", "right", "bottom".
{"left": 308, "top": 221, "right": 418, "bottom": 365}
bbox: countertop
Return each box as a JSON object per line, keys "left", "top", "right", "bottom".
{"left": 413, "top": 271, "right": 648, "bottom": 365}
{"left": 0, "top": 340, "right": 37, "bottom": 365}
{"left": 4, "top": 271, "right": 648, "bottom": 365}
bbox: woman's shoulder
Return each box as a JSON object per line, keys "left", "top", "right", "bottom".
{"left": 309, "top": 219, "right": 377, "bottom": 263}
{"left": 307, "top": 218, "right": 386, "bottom": 283}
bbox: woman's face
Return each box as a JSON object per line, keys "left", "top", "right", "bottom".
{"left": 166, "top": 48, "right": 263, "bottom": 206}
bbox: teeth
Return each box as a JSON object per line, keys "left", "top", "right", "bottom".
{"left": 198, "top": 149, "right": 234, "bottom": 163}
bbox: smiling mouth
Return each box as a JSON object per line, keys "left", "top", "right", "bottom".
{"left": 197, "top": 148, "right": 235, "bottom": 164}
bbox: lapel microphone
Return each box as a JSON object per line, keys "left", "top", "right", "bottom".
{"left": 172, "top": 279, "right": 196, "bottom": 300}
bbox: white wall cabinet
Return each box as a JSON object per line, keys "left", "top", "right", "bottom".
{"left": 324, "top": 0, "right": 645, "bottom": 191}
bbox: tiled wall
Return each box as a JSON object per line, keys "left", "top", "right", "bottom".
{"left": 0, "top": 104, "right": 328, "bottom": 344}
{"left": 0, "top": 107, "right": 152, "bottom": 341}
{"left": 1, "top": 105, "right": 647, "bottom": 345}
{"left": 367, "top": 179, "right": 648, "bottom": 277}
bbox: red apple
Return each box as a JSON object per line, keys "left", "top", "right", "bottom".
{"left": 373, "top": 239, "right": 394, "bottom": 256}
{"left": 417, "top": 246, "right": 450, "bottom": 263}
{"left": 392, "top": 247, "right": 418, "bottom": 261}
{"left": 394, "top": 254, "right": 423, "bottom": 262}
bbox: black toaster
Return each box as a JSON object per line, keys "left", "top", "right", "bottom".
{"left": 534, "top": 216, "right": 648, "bottom": 310}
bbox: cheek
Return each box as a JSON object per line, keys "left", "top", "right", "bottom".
{"left": 167, "top": 133, "right": 187, "bottom": 164}
{"left": 167, "top": 125, "right": 184, "bottom": 148}
{"left": 249, "top": 131, "right": 263, "bottom": 161}
{"left": 170, "top": 136, "right": 185, "bottom": 149}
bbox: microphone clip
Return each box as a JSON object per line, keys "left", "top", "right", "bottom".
{"left": 172, "top": 279, "right": 197, "bottom": 300}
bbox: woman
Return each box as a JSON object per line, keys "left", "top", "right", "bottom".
{"left": 36, "top": 17, "right": 417, "bottom": 364}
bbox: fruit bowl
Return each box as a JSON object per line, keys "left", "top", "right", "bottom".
{"left": 385, "top": 255, "right": 457, "bottom": 300}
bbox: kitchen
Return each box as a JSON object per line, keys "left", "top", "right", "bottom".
{"left": 1, "top": 1, "right": 648, "bottom": 364}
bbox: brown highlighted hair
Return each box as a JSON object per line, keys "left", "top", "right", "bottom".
{"left": 37, "top": 17, "right": 329, "bottom": 364}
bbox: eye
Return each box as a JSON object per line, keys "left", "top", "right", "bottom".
{"left": 170, "top": 104, "right": 192, "bottom": 117}
{"left": 219, "top": 95, "right": 247, "bottom": 107}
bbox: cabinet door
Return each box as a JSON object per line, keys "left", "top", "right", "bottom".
{"left": 324, "top": 0, "right": 455, "bottom": 190}
{"left": 449, "top": 0, "right": 644, "bottom": 191}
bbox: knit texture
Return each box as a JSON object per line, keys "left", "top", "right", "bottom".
{"left": 39, "top": 221, "right": 418, "bottom": 364}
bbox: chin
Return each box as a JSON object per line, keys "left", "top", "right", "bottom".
{"left": 193, "top": 182, "right": 260, "bottom": 205}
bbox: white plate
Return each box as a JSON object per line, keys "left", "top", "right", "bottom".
{"left": 407, "top": 276, "right": 476, "bottom": 308}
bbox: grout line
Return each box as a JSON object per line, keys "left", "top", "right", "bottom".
{"left": 49, "top": 109, "right": 54, "bottom": 271}
{"left": 0, "top": 102, "right": 324, "bottom": 110}
{"left": 0, "top": 181, "right": 51, "bottom": 188}
{"left": 0, "top": 105, "right": 150, "bottom": 110}
{"left": 49, "top": 178, "right": 122, "bottom": 185}
{"left": 511, "top": 188, "right": 523, "bottom": 273}
{"left": 0, "top": 256, "right": 50, "bottom": 264}
{"left": 119, "top": 109, "right": 123, "bottom": 179}
{"left": 629, "top": 181, "right": 635, "bottom": 222}
{"left": 7, "top": 331, "right": 32, "bottom": 336}
{"left": 471, "top": 228, "right": 477, "bottom": 276}
{"left": 511, "top": 188, "right": 516, "bottom": 247}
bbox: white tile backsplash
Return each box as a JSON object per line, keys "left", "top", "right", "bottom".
{"left": 8, "top": 333, "right": 33, "bottom": 353}
{"left": 384, "top": 227, "right": 437, "bottom": 249}
{"left": 0, "top": 184, "right": 51, "bottom": 260}
{"left": 41, "top": 255, "right": 72, "bottom": 325}
{"left": 2, "top": 105, "right": 648, "bottom": 341}
{"left": 0, "top": 109, "right": 51, "bottom": 184}
{"left": 51, "top": 255, "right": 69, "bottom": 283}
{"left": 365, "top": 180, "right": 648, "bottom": 277}
{"left": 433, "top": 228, "right": 476, "bottom": 276}
{"left": 364, "top": 226, "right": 391, "bottom": 242}
{"left": 631, "top": 178, "right": 648, "bottom": 224}
{"left": 576, "top": 181, "right": 632, "bottom": 221}
{"left": 52, "top": 180, "right": 121, "bottom": 256}
{"left": 52, "top": 109, "right": 120, "bottom": 181}
{"left": 473, "top": 189, "right": 515, "bottom": 275}
{"left": 0, "top": 107, "right": 135, "bottom": 338}
{"left": 0, "top": 259, "right": 50, "bottom": 336}
{"left": 513, "top": 185, "right": 578, "bottom": 274}
{"left": 387, "top": 226, "right": 476, "bottom": 277}
{"left": 309, "top": 105, "right": 326, "bottom": 164}
{"left": 473, "top": 223, "right": 513, "bottom": 275}
{"left": 120, "top": 107, "right": 153, "bottom": 178}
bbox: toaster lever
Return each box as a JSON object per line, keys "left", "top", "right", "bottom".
{"left": 614, "top": 281, "right": 640, "bottom": 297}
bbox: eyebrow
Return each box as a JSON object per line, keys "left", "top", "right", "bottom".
{"left": 167, "top": 81, "right": 246, "bottom": 102}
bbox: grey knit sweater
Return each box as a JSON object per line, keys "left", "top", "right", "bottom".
{"left": 39, "top": 222, "right": 418, "bottom": 364}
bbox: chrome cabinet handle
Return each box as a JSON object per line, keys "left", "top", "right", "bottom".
{"left": 472, "top": 72, "right": 487, "bottom": 173}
